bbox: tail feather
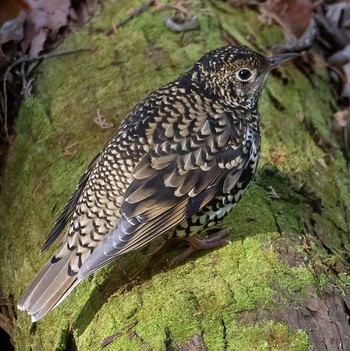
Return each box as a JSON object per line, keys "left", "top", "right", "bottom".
{"left": 18, "top": 254, "right": 80, "bottom": 322}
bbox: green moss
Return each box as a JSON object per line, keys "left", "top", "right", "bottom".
{"left": 75, "top": 234, "right": 314, "bottom": 350}
{"left": 227, "top": 321, "right": 309, "bottom": 351}
{"left": 211, "top": 0, "right": 284, "bottom": 50}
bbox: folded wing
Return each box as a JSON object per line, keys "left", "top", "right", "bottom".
{"left": 79, "top": 112, "right": 251, "bottom": 277}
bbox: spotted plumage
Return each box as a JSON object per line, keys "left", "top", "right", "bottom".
{"left": 18, "top": 45, "right": 298, "bottom": 322}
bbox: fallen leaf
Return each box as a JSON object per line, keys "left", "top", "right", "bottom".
{"left": 0, "top": 0, "right": 29, "bottom": 27}
{"left": 29, "top": 29, "right": 47, "bottom": 57}
{"left": 342, "top": 62, "right": 350, "bottom": 97}
{"left": 26, "top": 0, "right": 70, "bottom": 32}
{"left": 270, "top": 150, "right": 285, "bottom": 164}
{"left": 259, "top": 0, "right": 313, "bottom": 40}
{"left": 21, "top": 0, "right": 71, "bottom": 55}
{"left": 328, "top": 44, "right": 350, "bottom": 66}
{"left": 69, "top": 0, "right": 102, "bottom": 28}
{"left": 326, "top": 2, "right": 350, "bottom": 40}
{"left": 0, "top": 11, "right": 26, "bottom": 44}
{"left": 322, "top": 2, "right": 350, "bottom": 49}
{"left": 328, "top": 44, "right": 350, "bottom": 97}
{"left": 333, "top": 109, "right": 350, "bottom": 129}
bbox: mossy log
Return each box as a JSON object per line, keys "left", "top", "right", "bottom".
{"left": 1, "top": 1, "right": 350, "bottom": 350}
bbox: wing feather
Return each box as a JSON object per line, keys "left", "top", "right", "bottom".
{"left": 79, "top": 112, "right": 253, "bottom": 277}
{"left": 78, "top": 200, "right": 188, "bottom": 278}
{"left": 40, "top": 152, "right": 102, "bottom": 252}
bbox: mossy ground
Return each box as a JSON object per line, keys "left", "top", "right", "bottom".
{"left": 0, "top": 0, "right": 349, "bottom": 350}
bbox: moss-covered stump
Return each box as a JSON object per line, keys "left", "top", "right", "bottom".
{"left": 1, "top": 1, "right": 350, "bottom": 350}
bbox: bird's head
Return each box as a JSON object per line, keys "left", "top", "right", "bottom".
{"left": 194, "top": 46, "right": 299, "bottom": 110}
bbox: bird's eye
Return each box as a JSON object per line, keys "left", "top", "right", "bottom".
{"left": 236, "top": 68, "right": 252, "bottom": 82}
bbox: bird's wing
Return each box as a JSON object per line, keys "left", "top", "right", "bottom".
{"left": 79, "top": 112, "right": 252, "bottom": 277}
{"left": 40, "top": 152, "right": 102, "bottom": 252}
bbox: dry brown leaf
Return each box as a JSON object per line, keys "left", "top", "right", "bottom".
{"left": 328, "top": 44, "right": 350, "bottom": 66}
{"left": 326, "top": 2, "right": 350, "bottom": 39}
{"left": 0, "top": 0, "right": 30, "bottom": 45}
{"left": 21, "top": 0, "right": 71, "bottom": 56}
{"left": 69, "top": 0, "right": 102, "bottom": 27}
{"left": 333, "top": 109, "right": 350, "bottom": 129}
{"left": 259, "top": 0, "right": 313, "bottom": 40}
{"left": 325, "top": 8, "right": 350, "bottom": 99}
{"left": 0, "top": 11, "right": 26, "bottom": 44}
{"left": 324, "top": 2, "right": 350, "bottom": 54}
{"left": 342, "top": 62, "right": 350, "bottom": 97}
{"left": 29, "top": 29, "right": 47, "bottom": 57}
{"left": 0, "top": 0, "right": 29, "bottom": 27}
{"left": 328, "top": 44, "right": 350, "bottom": 97}
{"left": 270, "top": 149, "right": 285, "bottom": 164}
{"left": 26, "top": 0, "right": 70, "bottom": 32}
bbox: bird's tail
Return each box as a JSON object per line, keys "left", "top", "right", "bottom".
{"left": 18, "top": 254, "right": 79, "bottom": 322}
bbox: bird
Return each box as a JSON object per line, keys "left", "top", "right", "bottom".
{"left": 18, "top": 45, "right": 299, "bottom": 322}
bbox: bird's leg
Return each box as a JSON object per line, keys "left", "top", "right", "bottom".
{"left": 171, "top": 228, "right": 231, "bottom": 264}
{"left": 148, "top": 235, "right": 186, "bottom": 260}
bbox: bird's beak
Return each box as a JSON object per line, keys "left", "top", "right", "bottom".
{"left": 268, "top": 52, "right": 300, "bottom": 70}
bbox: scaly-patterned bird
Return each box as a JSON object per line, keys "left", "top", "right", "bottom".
{"left": 18, "top": 46, "right": 298, "bottom": 322}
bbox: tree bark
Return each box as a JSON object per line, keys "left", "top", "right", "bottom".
{"left": 1, "top": 1, "right": 350, "bottom": 350}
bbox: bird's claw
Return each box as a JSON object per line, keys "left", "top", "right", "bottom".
{"left": 171, "top": 228, "right": 231, "bottom": 265}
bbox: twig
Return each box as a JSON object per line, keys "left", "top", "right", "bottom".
{"left": 105, "top": 0, "right": 155, "bottom": 36}
{"left": 63, "top": 141, "right": 79, "bottom": 157}
{"left": 20, "top": 61, "right": 34, "bottom": 98}
{"left": 267, "top": 185, "right": 280, "bottom": 199}
{"left": 101, "top": 322, "right": 137, "bottom": 347}
{"left": 3, "top": 47, "right": 93, "bottom": 144}
{"left": 93, "top": 109, "right": 114, "bottom": 129}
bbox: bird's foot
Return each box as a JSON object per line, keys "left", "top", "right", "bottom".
{"left": 148, "top": 236, "right": 186, "bottom": 261}
{"left": 171, "top": 228, "right": 231, "bottom": 264}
